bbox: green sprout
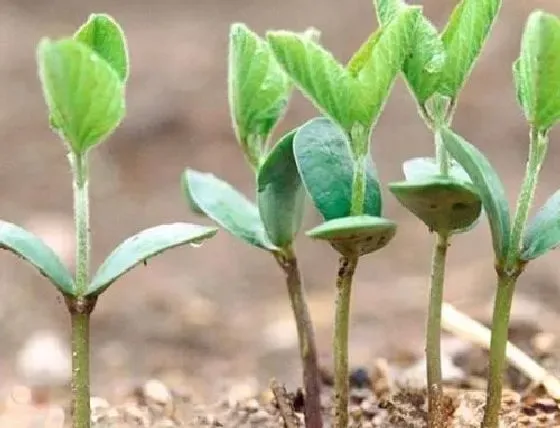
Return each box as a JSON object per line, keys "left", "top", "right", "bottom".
{"left": 3, "top": 14, "right": 218, "bottom": 428}
{"left": 266, "top": 5, "right": 423, "bottom": 426}
{"left": 439, "top": 10, "right": 560, "bottom": 427}
{"left": 374, "top": 0, "right": 502, "bottom": 425}
{"left": 181, "top": 24, "right": 324, "bottom": 428}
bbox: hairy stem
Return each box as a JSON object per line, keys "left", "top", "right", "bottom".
{"left": 71, "top": 152, "right": 91, "bottom": 296}
{"left": 333, "top": 255, "right": 358, "bottom": 428}
{"left": 426, "top": 231, "right": 449, "bottom": 428}
{"left": 68, "top": 152, "right": 93, "bottom": 428}
{"left": 350, "top": 157, "right": 366, "bottom": 216}
{"left": 274, "top": 248, "right": 323, "bottom": 428}
{"left": 483, "top": 129, "right": 548, "bottom": 427}
{"left": 482, "top": 274, "right": 517, "bottom": 428}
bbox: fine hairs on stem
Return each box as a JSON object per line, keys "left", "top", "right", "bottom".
{"left": 67, "top": 151, "right": 94, "bottom": 428}
{"left": 333, "top": 255, "right": 358, "bottom": 428}
{"left": 483, "top": 129, "right": 548, "bottom": 427}
{"left": 274, "top": 248, "right": 323, "bottom": 428}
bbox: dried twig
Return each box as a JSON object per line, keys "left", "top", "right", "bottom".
{"left": 270, "top": 378, "right": 301, "bottom": 428}
{"left": 442, "top": 302, "right": 560, "bottom": 399}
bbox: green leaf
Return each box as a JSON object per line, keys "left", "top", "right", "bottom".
{"left": 439, "top": 0, "right": 501, "bottom": 98}
{"left": 293, "top": 117, "right": 382, "bottom": 220}
{"left": 87, "top": 223, "right": 217, "bottom": 296}
{"left": 374, "top": 0, "right": 404, "bottom": 24}
{"left": 266, "top": 30, "right": 355, "bottom": 131}
{"left": 267, "top": 6, "right": 419, "bottom": 132}
{"left": 440, "top": 127, "right": 510, "bottom": 260}
{"left": 374, "top": 1, "right": 446, "bottom": 106}
{"left": 257, "top": 129, "right": 305, "bottom": 248}
{"left": 306, "top": 215, "right": 396, "bottom": 257}
{"left": 0, "top": 220, "right": 74, "bottom": 295}
{"left": 74, "top": 13, "right": 129, "bottom": 82}
{"left": 182, "top": 169, "right": 277, "bottom": 250}
{"left": 521, "top": 190, "right": 560, "bottom": 260}
{"left": 37, "top": 38, "right": 125, "bottom": 154}
{"left": 347, "top": 5, "right": 421, "bottom": 128}
{"left": 228, "top": 23, "right": 292, "bottom": 164}
{"left": 513, "top": 11, "right": 560, "bottom": 131}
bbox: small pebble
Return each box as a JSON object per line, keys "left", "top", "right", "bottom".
{"left": 349, "top": 367, "right": 371, "bottom": 388}
{"left": 143, "top": 379, "right": 173, "bottom": 406}
{"left": 244, "top": 398, "right": 259, "bottom": 413}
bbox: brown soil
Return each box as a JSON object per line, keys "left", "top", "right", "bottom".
{"left": 2, "top": 0, "right": 560, "bottom": 426}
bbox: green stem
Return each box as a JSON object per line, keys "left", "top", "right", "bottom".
{"left": 67, "top": 152, "right": 93, "bottom": 428}
{"left": 426, "top": 231, "right": 449, "bottom": 428}
{"left": 274, "top": 248, "right": 323, "bottom": 428}
{"left": 333, "top": 255, "right": 358, "bottom": 428}
{"left": 482, "top": 273, "right": 517, "bottom": 428}
{"left": 350, "top": 157, "right": 366, "bottom": 216}
{"left": 72, "top": 152, "right": 91, "bottom": 296}
{"left": 483, "top": 129, "right": 548, "bottom": 427}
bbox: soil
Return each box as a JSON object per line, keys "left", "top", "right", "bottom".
{"left": 2, "top": 0, "right": 560, "bottom": 426}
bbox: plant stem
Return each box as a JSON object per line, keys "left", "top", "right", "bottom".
{"left": 69, "top": 306, "right": 92, "bottom": 428}
{"left": 68, "top": 151, "right": 93, "bottom": 428}
{"left": 426, "top": 231, "right": 449, "bottom": 428}
{"left": 71, "top": 152, "right": 91, "bottom": 296}
{"left": 483, "top": 129, "right": 548, "bottom": 427}
{"left": 481, "top": 273, "right": 517, "bottom": 428}
{"left": 350, "top": 157, "right": 366, "bottom": 216}
{"left": 274, "top": 248, "right": 323, "bottom": 428}
{"left": 333, "top": 255, "right": 358, "bottom": 428}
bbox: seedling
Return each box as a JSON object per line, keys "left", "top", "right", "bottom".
{"left": 181, "top": 24, "right": 325, "bottom": 428}
{"left": 1, "top": 14, "right": 217, "bottom": 428}
{"left": 374, "top": 0, "right": 501, "bottom": 425}
{"left": 265, "top": 5, "right": 427, "bottom": 426}
{"left": 439, "top": 10, "right": 560, "bottom": 427}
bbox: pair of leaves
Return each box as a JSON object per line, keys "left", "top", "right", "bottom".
{"left": 375, "top": 0, "right": 501, "bottom": 111}
{"left": 228, "top": 23, "right": 292, "bottom": 166}
{"left": 0, "top": 220, "right": 216, "bottom": 297}
{"left": 513, "top": 11, "right": 560, "bottom": 132}
{"left": 38, "top": 13, "right": 128, "bottom": 154}
{"left": 293, "top": 118, "right": 395, "bottom": 257}
{"left": 266, "top": 5, "right": 420, "bottom": 135}
{"left": 183, "top": 130, "right": 305, "bottom": 251}
{"left": 389, "top": 157, "right": 482, "bottom": 233}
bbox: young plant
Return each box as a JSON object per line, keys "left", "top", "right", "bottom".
{"left": 375, "top": 0, "right": 501, "bottom": 425}
{"left": 266, "top": 5, "right": 425, "bottom": 426}
{"left": 1, "top": 14, "right": 218, "bottom": 428}
{"left": 181, "top": 24, "right": 324, "bottom": 428}
{"left": 439, "top": 10, "right": 560, "bottom": 427}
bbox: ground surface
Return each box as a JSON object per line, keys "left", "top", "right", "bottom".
{"left": 2, "top": 0, "right": 560, "bottom": 426}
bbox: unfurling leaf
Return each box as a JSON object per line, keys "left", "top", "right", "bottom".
{"left": 87, "top": 223, "right": 217, "bottom": 296}
{"left": 0, "top": 220, "right": 74, "bottom": 295}
{"left": 37, "top": 38, "right": 125, "bottom": 154}
{"left": 439, "top": 0, "right": 502, "bottom": 98}
{"left": 228, "top": 23, "right": 292, "bottom": 165}
{"left": 267, "top": 5, "right": 419, "bottom": 132}
{"left": 513, "top": 11, "right": 560, "bottom": 131}
{"left": 74, "top": 13, "right": 129, "bottom": 82}
{"left": 183, "top": 169, "right": 276, "bottom": 251}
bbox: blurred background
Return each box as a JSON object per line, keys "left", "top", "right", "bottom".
{"left": 1, "top": 0, "right": 560, "bottom": 410}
